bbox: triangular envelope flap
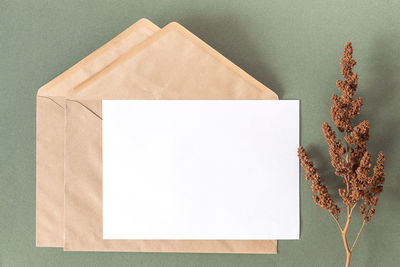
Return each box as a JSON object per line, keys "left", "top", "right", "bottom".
{"left": 73, "top": 22, "right": 278, "bottom": 103}
{"left": 37, "top": 18, "right": 159, "bottom": 98}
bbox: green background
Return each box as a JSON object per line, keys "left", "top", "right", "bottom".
{"left": 1, "top": 0, "right": 399, "bottom": 266}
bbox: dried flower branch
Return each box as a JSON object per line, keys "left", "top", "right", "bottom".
{"left": 298, "top": 42, "right": 386, "bottom": 267}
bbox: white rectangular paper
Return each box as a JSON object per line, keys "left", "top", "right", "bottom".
{"left": 103, "top": 100, "right": 299, "bottom": 240}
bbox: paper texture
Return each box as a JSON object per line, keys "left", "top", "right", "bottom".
{"left": 103, "top": 100, "right": 299, "bottom": 240}
{"left": 36, "top": 18, "right": 159, "bottom": 247}
{"left": 64, "top": 22, "right": 279, "bottom": 253}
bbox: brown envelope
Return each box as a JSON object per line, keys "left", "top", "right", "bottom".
{"left": 36, "top": 18, "right": 160, "bottom": 247}
{"left": 64, "top": 22, "right": 278, "bottom": 253}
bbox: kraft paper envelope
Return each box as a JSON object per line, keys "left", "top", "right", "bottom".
{"left": 64, "top": 22, "right": 278, "bottom": 253}
{"left": 36, "top": 18, "right": 159, "bottom": 247}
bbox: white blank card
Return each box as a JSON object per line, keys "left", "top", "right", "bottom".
{"left": 103, "top": 100, "right": 299, "bottom": 240}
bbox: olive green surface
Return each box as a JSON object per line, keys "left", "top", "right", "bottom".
{"left": 1, "top": 0, "right": 399, "bottom": 266}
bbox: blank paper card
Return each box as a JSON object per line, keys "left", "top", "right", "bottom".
{"left": 103, "top": 100, "right": 299, "bottom": 240}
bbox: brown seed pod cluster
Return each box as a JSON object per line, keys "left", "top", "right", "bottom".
{"left": 298, "top": 147, "right": 341, "bottom": 217}
{"left": 298, "top": 42, "right": 385, "bottom": 223}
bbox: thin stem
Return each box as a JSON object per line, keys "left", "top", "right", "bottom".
{"left": 346, "top": 252, "right": 352, "bottom": 267}
{"left": 350, "top": 221, "right": 366, "bottom": 252}
{"left": 349, "top": 203, "right": 357, "bottom": 215}
{"left": 341, "top": 207, "right": 354, "bottom": 266}
{"left": 342, "top": 213, "right": 351, "bottom": 252}
{"left": 331, "top": 213, "right": 343, "bottom": 231}
{"left": 344, "top": 137, "right": 351, "bottom": 217}
{"left": 342, "top": 203, "right": 359, "bottom": 267}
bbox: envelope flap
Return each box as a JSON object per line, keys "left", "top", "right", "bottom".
{"left": 37, "top": 18, "right": 159, "bottom": 98}
{"left": 73, "top": 22, "right": 278, "bottom": 101}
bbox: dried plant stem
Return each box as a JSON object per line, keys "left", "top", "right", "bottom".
{"left": 351, "top": 221, "right": 366, "bottom": 252}
{"left": 331, "top": 214, "right": 343, "bottom": 231}
{"left": 342, "top": 212, "right": 352, "bottom": 267}
{"left": 298, "top": 42, "right": 386, "bottom": 267}
{"left": 345, "top": 250, "right": 352, "bottom": 267}
{"left": 342, "top": 138, "right": 353, "bottom": 266}
{"left": 334, "top": 203, "right": 365, "bottom": 267}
